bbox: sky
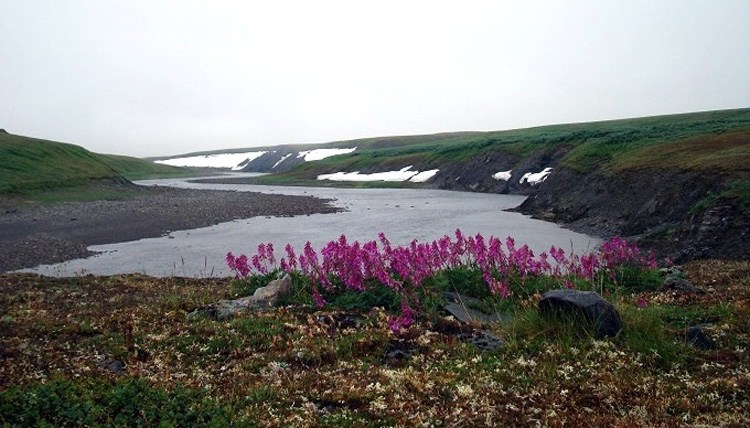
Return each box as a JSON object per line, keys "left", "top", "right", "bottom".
{"left": 1, "top": 1, "right": 749, "bottom": 157}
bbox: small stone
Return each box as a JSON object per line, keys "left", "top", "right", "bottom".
{"left": 97, "top": 357, "right": 125, "bottom": 374}
{"left": 457, "top": 329, "right": 504, "bottom": 351}
{"left": 685, "top": 326, "right": 715, "bottom": 350}
{"left": 661, "top": 277, "right": 706, "bottom": 294}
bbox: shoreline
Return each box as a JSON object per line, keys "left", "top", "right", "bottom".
{"left": 0, "top": 185, "right": 341, "bottom": 273}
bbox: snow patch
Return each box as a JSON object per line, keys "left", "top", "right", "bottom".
{"left": 519, "top": 167, "right": 553, "bottom": 185}
{"left": 297, "top": 147, "right": 356, "bottom": 161}
{"left": 492, "top": 170, "right": 512, "bottom": 181}
{"left": 409, "top": 169, "right": 440, "bottom": 183}
{"left": 317, "top": 166, "right": 439, "bottom": 183}
{"left": 272, "top": 153, "right": 293, "bottom": 169}
{"left": 155, "top": 151, "right": 266, "bottom": 170}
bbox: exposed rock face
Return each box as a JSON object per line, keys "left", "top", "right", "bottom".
{"left": 516, "top": 168, "right": 722, "bottom": 237}
{"left": 240, "top": 148, "right": 304, "bottom": 173}
{"left": 646, "top": 199, "right": 750, "bottom": 263}
{"left": 188, "top": 274, "right": 292, "bottom": 321}
{"left": 432, "top": 147, "right": 569, "bottom": 195}
{"left": 539, "top": 289, "right": 623, "bottom": 338}
{"left": 515, "top": 167, "right": 749, "bottom": 263}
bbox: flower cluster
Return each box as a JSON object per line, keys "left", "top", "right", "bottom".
{"left": 226, "top": 230, "right": 656, "bottom": 332}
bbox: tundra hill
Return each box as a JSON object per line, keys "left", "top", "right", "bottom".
{"left": 0, "top": 131, "right": 192, "bottom": 197}
{"left": 215, "top": 108, "right": 749, "bottom": 262}
{"left": 238, "top": 108, "right": 750, "bottom": 184}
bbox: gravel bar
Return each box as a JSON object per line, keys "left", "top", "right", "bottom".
{"left": 0, "top": 185, "right": 341, "bottom": 272}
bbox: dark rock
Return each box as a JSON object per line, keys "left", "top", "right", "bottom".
{"left": 661, "top": 277, "right": 706, "bottom": 294}
{"left": 97, "top": 357, "right": 125, "bottom": 374}
{"left": 384, "top": 341, "right": 416, "bottom": 361}
{"left": 685, "top": 326, "right": 715, "bottom": 350}
{"left": 539, "top": 289, "right": 623, "bottom": 338}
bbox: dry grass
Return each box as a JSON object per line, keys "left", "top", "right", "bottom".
{"left": 610, "top": 131, "right": 750, "bottom": 174}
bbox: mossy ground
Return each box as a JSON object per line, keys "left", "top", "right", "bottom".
{"left": 1, "top": 260, "right": 748, "bottom": 426}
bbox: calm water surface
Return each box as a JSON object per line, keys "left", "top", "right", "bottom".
{"left": 25, "top": 174, "right": 601, "bottom": 277}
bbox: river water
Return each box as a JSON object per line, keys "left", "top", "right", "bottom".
{"left": 24, "top": 175, "right": 601, "bottom": 277}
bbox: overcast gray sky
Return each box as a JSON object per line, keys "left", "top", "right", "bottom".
{"left": 1, "top": 1, "right": 748, "bottom": 157}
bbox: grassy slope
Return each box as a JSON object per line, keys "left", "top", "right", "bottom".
{"left": 254, "top": 108, "right": 750, "bottom": 184}
{"left": 0, "top": 132, "right": 193, "bottom": 195}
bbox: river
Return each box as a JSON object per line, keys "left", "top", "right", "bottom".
{"left": 24, "top": 175, "right": 601, "bottom": 277}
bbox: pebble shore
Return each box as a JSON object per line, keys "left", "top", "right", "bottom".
{"left": 0, "top": 185, "right": 341, "bottom": 273}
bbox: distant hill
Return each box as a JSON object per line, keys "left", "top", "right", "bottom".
{"left": 0, "top": 132, "right": 188, "bottom": 195}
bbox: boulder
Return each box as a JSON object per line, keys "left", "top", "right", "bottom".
{"left": 188, "top": 274, "right": 292, "bottom": 321}
{"left": 251, "top": 274, "right": 293, "bottom": 308}
{"left": 539, "top": 289, "right": 623, "bottom": 338}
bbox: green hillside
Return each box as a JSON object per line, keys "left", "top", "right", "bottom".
{"left": 261, "top": 108, "right": 750, "bottom": 182}
{"left": 0, "top": 131, "right": 190, "bottom": 195}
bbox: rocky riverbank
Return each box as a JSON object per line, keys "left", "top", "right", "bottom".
{"left": 0, "top": 185, "right": 341, "bottom": 272}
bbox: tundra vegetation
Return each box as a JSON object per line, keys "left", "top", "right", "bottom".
{"left": 1, "top": 232, "right": 748, "bottom": 426}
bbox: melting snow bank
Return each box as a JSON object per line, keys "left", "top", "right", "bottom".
{"left": 272, "top": 153, "right": 293, "bottom": 169}
{"left": 297, "top": 147, "right": 356, "bottom": 161}
{"left": 492, "top": 170, "right": 512, "bottom": 181}
{"left": 156, "top": 151, "right": 267, "bottom": 170}
{"left": 318, "top": 166, "right": 439, "bottom": 183}
{"left": 520, "top": 167, "right": 553, "bottom": 185}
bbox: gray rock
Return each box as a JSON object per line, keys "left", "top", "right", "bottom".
{"left": 539, "top": 289, "right": 623, "bottom": 338}
{"left": 685, "top": 326, "right": 715, "bottom": 350}
{"left": 188, "top": 274, "right": 292, "bottom": 321}
{"left": 661, "top": 277, "right": 706, "bottom": 294}
{"left": 442, "top": 292, "right": 507, "bottom": 325}
{"left": 251, "top": 274, "right": 292, "bottom": 307}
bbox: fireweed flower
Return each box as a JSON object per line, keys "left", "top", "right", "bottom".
{"left": 635, "top": 296, "right": 648, "bottom": 309}
{"left": 226, "top": 232, "right": 656, "bottom": 333}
